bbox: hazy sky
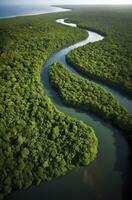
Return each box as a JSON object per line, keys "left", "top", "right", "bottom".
{"left": 1, "top": 0, "right": 132, "bottom": 5}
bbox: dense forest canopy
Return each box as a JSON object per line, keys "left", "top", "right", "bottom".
{"left": 65, "top": 5, "right": 132, "bottom": 95}
{"left": 49, "top": 62, "right": 132, "bottom": 133}
{"left": 0, "top": 13, "right": 95, "bottom": 200}
{"left": 0, "top": 5, "right": 132, "bottom": 200}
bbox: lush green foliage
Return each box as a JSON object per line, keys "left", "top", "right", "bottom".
{"left": 1, "top": 6, "right": 132, "bottom": 199}
{"left": 0, "top": 14, "right": 96, "bottom": 199}
{"left": 66, "top": 6, "right": 132, "bottom": 95}
{"left": 49, "top": 62, "right": 132, "bottom": 133}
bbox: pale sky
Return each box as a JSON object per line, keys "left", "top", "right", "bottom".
{"left": 0, "top": 0, "right": 132, "bottom": 5}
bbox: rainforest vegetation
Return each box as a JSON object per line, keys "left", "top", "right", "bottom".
{"left": 49, "top": 62, "right": 132, "bottom": 134}
{"left": 1, "top": 5, "right": 132, "bottom": 200}
{"left": 66, "top": 6, "right": 132, "bottom": 95}
{"left": 0, "top": 14, "right": 96, "bottom": 200}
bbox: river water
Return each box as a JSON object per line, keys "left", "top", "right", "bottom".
{"left": 7, "top": 19, "right": 131, "bottom": 200}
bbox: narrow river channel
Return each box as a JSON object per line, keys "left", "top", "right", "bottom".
{"left": 8, "top": 18, "right": 131, "bottom": 200}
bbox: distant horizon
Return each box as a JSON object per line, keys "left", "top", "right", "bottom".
{"left": 0, "top": 0, "right": 132, "bottom": 6}
{"left": 1, "top": 3, "right": 132, "bottom": 6}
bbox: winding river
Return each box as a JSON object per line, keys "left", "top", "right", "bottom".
{"left": 8, "top": 19, "right": 131, "bottom": 200}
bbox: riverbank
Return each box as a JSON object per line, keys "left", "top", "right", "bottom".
{"left": 64, "top": 5, "right": 132, "bottom": 97}
{"left": 41, "top": 16, "right": 131, "bottom": 200}
{"left": 0, "top": 11, "right": 98, "bottom": 200}
{"left": 49, "top": 62, "right": 132, "bottom": 134}
{"left": 1, "top": 6, "right": 132, "bottom": 200}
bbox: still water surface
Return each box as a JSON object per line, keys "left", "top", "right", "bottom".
{"left": 7, "top": 19, "right": 131, "bottom": 200}
{"left": 0, "top": 5, "right": 70, "bottom": 19}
